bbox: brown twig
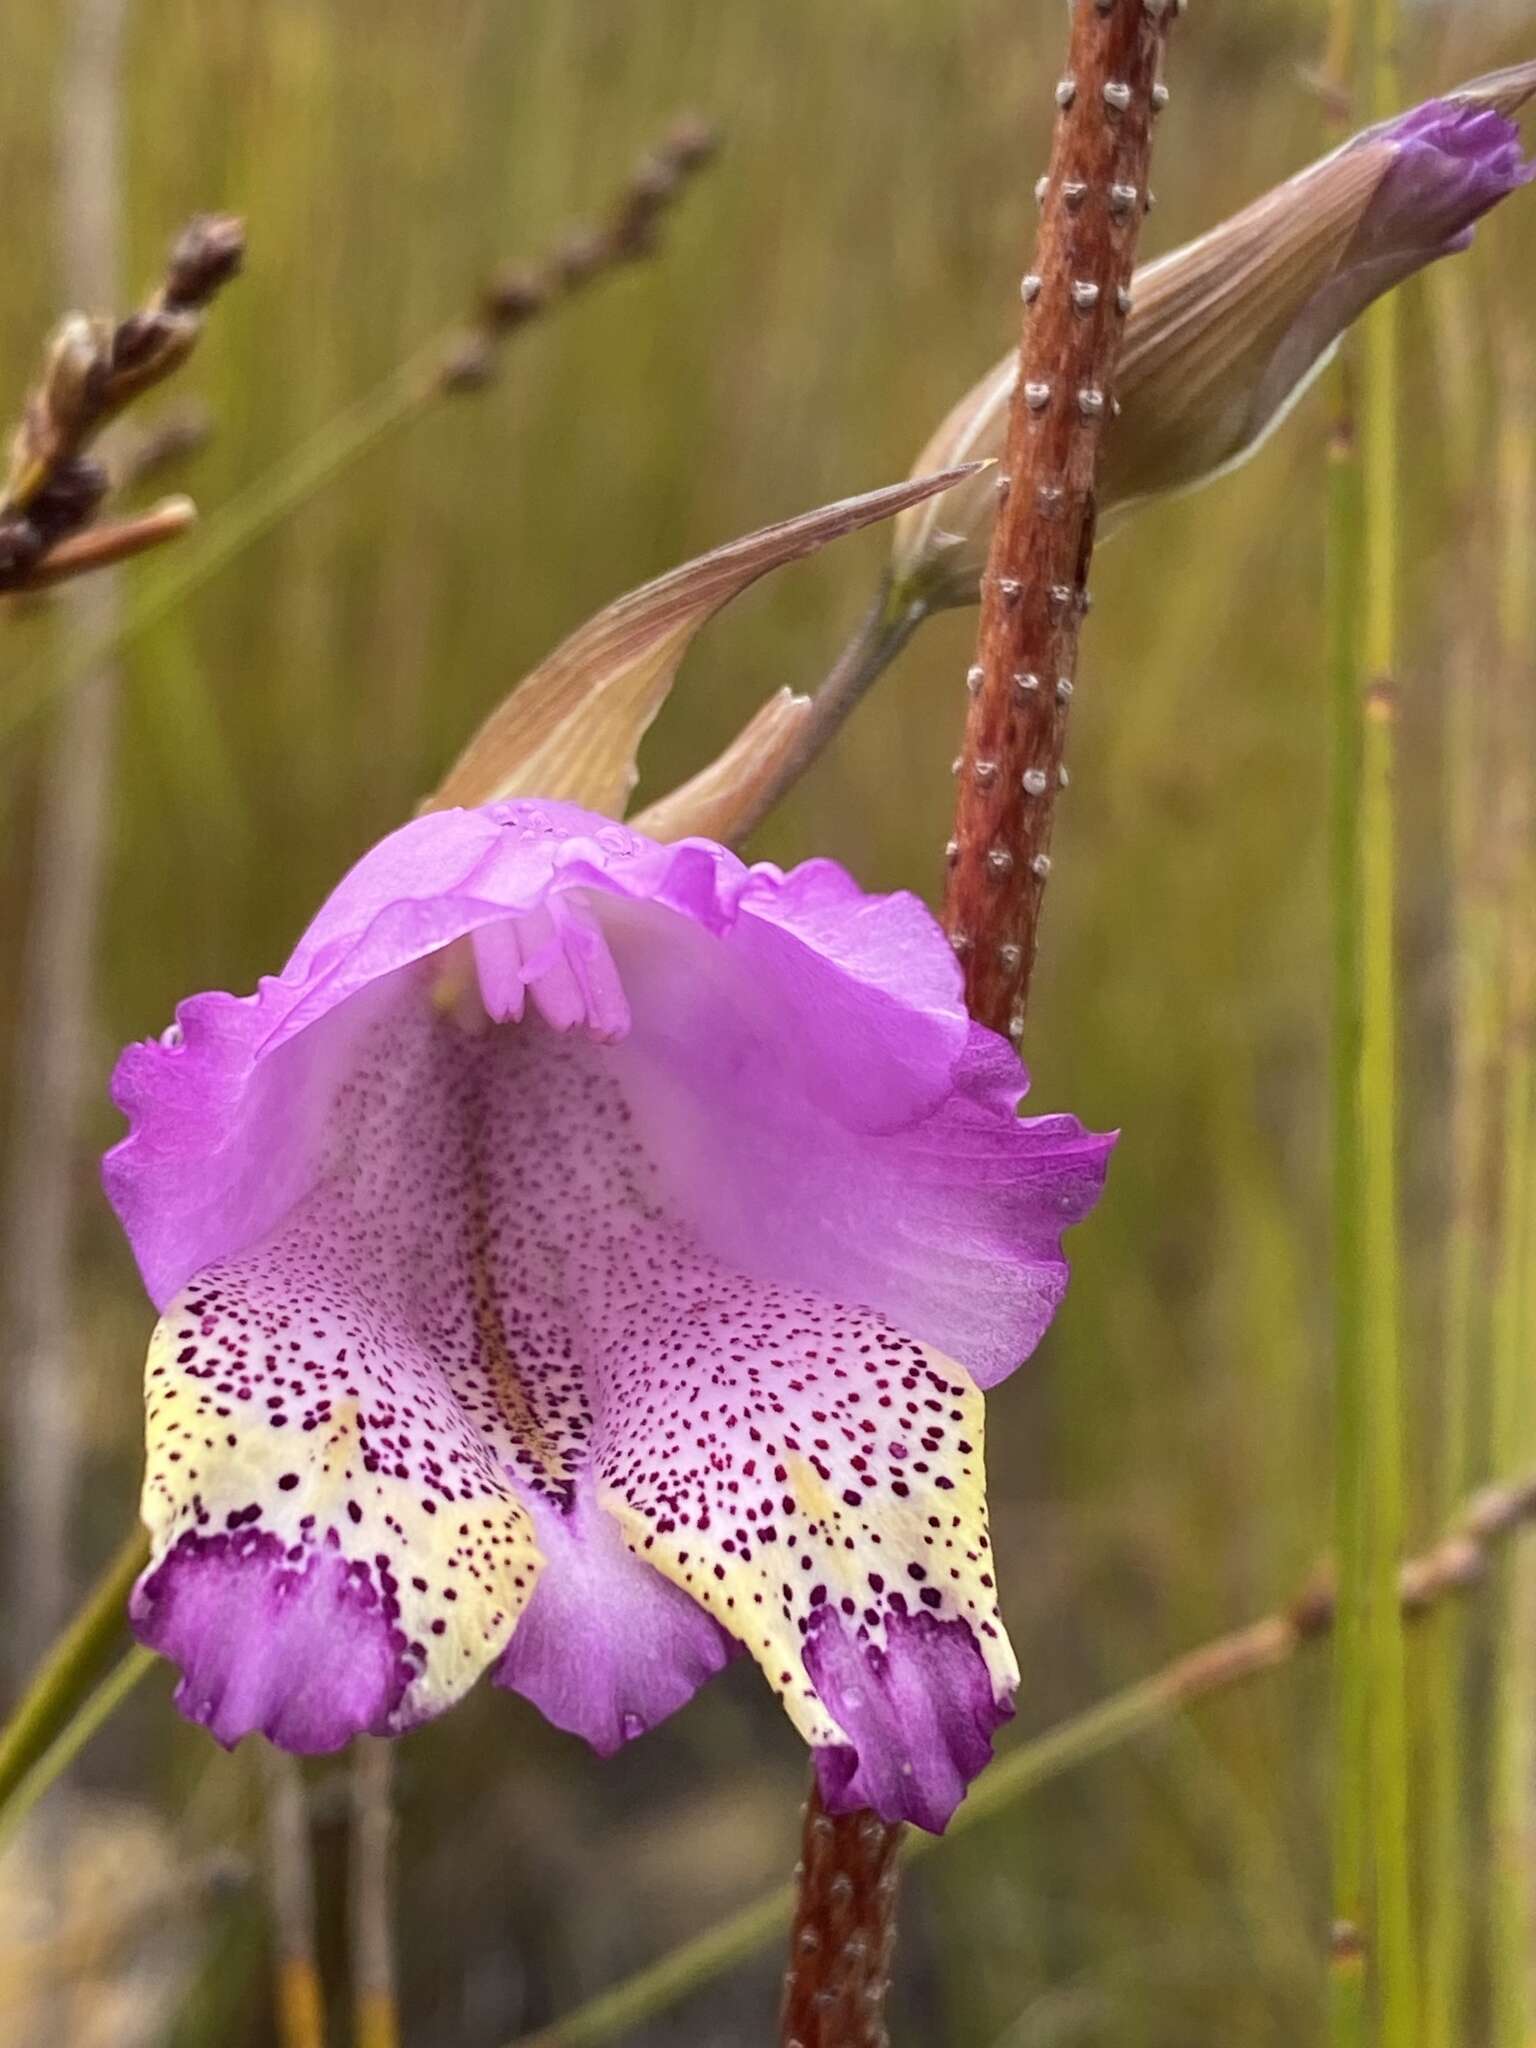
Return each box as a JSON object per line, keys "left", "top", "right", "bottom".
{"left": 434, "top": 117, "right": 718, "bottom": 397}
{"left": 0, "top": 117, "right": 722, "bottom": 758}
{"left": 0, "top": 212, "right": 242, "bottom": 595}
{"left": 944, "top": 0, "right": 1178, "bottom": 1041}
{"left": 8, "top": 496, "right": 196, "bottom": 589}
{"left": 778, "top": 8, "right": 1178, "bottom": 2044}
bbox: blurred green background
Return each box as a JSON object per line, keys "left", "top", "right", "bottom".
{"left": 2, "top": 2, "right": 1535, "bottom": 2042}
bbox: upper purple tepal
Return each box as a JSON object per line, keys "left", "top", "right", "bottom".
{"left": 1355, "top": 99, "right": 1536, "bottom": 263}
{"left": 105, "top": 801, "right": 1113, "bottom": 1831}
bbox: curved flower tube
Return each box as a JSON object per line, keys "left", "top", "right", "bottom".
{"left": 105, "top": 802, "right": 1112, "bottom": 1831}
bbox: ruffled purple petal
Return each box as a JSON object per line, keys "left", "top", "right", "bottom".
{"left": 808, "top": 1609, "right": 1015, "bottom": 1833}
{"left": 491, "top": 1493, "right": 738, "bottom": 1754}
{"left": 108, "top": 802, "right": 1108, "bottom": 1391}
{"left": 133, "top": 1536, "right": 408, "bottom": 1751}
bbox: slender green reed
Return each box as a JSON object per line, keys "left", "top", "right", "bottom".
{"left": 1354, "top": 1, "right": 1418, "bottom": 2037}
{"left": 0, "top": 1526, "right": 147, "bottom": 1813}
{"left": 1487, "top": 335, "right": 1535, "bottom": 2048}
{"left": 1326, "top": 402, "right": 1368, "bottom": 2048}
{"left": 0, "top": 1646, "right": 154, "bottom": 1858}
{"left": 1421, "top": 264, "right": 1490, "bottom": 2048}
{"left": 1489, "top": 1002, "right": 1534, "bottom": 2048}
{"left": 1323, "top": 8, "right": 1410, "bottom": 2044}
{"left": 1321, "top": 13, "right": 1370, "bottom": 2043}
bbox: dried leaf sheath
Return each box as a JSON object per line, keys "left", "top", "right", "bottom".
{"left": 630, "top": 688, "right": 813, "bottom": 843}
{"left": 429, "top": 467, "right": 977, "bottom": 817}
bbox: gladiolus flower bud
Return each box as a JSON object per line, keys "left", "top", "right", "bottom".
{"left": 891, "top": 66, "right": 1536, "bottom": 611}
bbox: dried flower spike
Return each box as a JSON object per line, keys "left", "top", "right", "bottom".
{"left": 439, "top": 116, "right": 721, "bottom": 398}
{"left": 0, "top": 213, "right": 244, "bottom": 595}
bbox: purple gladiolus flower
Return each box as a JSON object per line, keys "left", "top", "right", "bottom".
{"left": 105, "top": 802, "right": 1112, "bottom": 1831}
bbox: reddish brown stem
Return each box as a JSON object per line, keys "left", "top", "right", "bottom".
{"left": 780, "top": 1785, "right": 904, "bottom": 2048}
{"left": 779, "top": 8, "right": 1177, "bottom": 2044}
{"left": 944, "top": 0, "right": 1177, "bottom": 1036}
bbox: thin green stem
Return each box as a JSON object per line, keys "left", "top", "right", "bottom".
{"left": 505, "top": 1462, "right": 1536, "bottom": 2048}
{"left": 0, "top": 1646, "right": 155, "bottom": 1857}
{"left": 1489, "top": 1028, "right": 1534, "bottom": 2048}
{"left": 509, "top": 1643, "right": 1278, "bottom": 2048}
{"left": 1421, "top": 668, "right": 1487, "bottom": 2048}
{"left": 1359, "top": 671, "right": 1413, "bottom": 2048}
{"left": 1357, "top": 1, "right": 1415, "bottom": 2037}
{"left": 1327, "top": 406, "right": 1369, "bottom": 2048}
{"left": 0, "top": 1525, "right": 147, "bottom": 1813}
{"left": 1487, "top": 332, "right": 1536, "bottom": 2048}
{"left": 1420, "top": 263, "right": 1488, "bottom": 2048}
{"left": 1321, "top": 9, "right": 1370, "bottom": 2033}
{"left": 722, "top": 582, "right": 927, "bottom": 847}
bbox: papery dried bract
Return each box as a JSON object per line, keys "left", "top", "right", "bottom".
{"left": 892, "top": 64, "right": 1536, "bottom": 610}
{"left": 4, "top": 317, "right": 104, "bottom": 516}
{"left": 429, "top": 467, "right": 977, "bottom": 817}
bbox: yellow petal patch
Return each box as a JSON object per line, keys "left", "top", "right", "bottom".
{"left": 141, "top": 1270, "right": 544, "bottom": 1733}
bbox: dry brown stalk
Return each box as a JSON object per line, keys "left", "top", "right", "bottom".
{"left": 0, "top": 212, "right": 243, "bottom": 595}
{"left": 12, "top": 496, "right": 197, "bottom": 588}
{"left": 778, "top": 8, "right": 1178, "bottom": 2044}
{"left": 350, "top": 1739, "right": 402, "bottom": 2048}
{"left": 261, "top": 1749, "right": 328, "bottom": 2048}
